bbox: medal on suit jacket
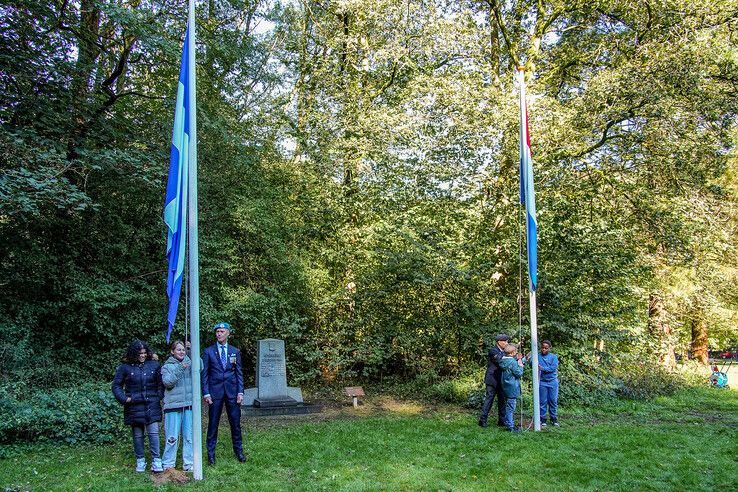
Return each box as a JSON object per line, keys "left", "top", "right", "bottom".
{"left": 229, "top": 354, "right": 236, "bottom": 366}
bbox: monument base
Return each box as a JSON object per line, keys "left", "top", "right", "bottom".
{"left": 243, "top": 386, "right": 303, "bottom": 406}
{"left": 241, "top": 404, "right": 323, "bottom": 417}
{"left": 254, "top": 396, "right": 299, "bottom": 408}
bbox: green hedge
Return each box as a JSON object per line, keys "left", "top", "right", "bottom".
{"left": 0, "top": 382, "right": 126, "bottom": 447}
{"left": 384, "top": 357, "right": 706, "bottom": 411}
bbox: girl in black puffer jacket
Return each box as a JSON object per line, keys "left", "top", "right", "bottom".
{"left": 112, "top": 340, "right": 164, "bottom": 473}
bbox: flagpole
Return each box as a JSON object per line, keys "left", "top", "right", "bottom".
{"left": 186, "top": 0, "right": 204, "bottom": 479}
{"left": 518, "top": 67, "right": 541, "bottom": 432}
{"left": 529, "top": 289, "right": 541, "bottom": 431}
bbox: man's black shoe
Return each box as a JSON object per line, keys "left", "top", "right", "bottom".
{"left": 478, "top": 419, "right": 488, "bottom": 428}
{"left": 497, "top": 421, "right": 507, "bottom": 427}
{"left": 236, "top": 452, "right": 247, "bottom": 463}
{"left": 208, "top": 456, "right": 216, "bottom": 465}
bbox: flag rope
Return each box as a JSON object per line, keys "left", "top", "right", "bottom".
{"left": 518, "top": 178, "right": 524, "bottom": 429}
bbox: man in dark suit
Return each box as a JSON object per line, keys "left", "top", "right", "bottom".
{"left": 202, "top": 321, "right": 246, "bottom": 464}
{"left": 478, "top": 334, "right": 509, "bottom": 428}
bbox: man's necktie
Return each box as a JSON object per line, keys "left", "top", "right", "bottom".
{"left": 220, "top": 346, "right": 227, "bottom": 369}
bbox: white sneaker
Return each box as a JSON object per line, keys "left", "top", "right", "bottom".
{"left": 135, "top": 458, "right": 147, "bottom": 473}
{"left": 541, "top": 422, "right": 547, "bottom": 427}
{"left": 151, "top": 458, "right": 164, "bottom": 473}
{"left": 552, "top": 421, "right": 560, "bottom": 427}
{"left": 183, "top": 465, "right": 193, "bottom": 472}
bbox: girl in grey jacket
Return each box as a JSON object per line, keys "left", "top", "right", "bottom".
{"left": 161, "top": 340, "right": 194, "bottom": 471}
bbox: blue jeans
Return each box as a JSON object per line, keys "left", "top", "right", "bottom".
{"left": 540, "top": 380, "right": 559, "bottom": 423}
{"left": 132, "top": 422, "right": 160, "bottom": 460}
{"left": 503, "top": 397, "right": 517, "bottom": 430}
{"left": 162, "top": 408, "right": 193, "bottom": 469}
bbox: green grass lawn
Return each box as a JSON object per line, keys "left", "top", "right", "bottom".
{"left": 1, "top": 387, "right": 736, "bottom": 491}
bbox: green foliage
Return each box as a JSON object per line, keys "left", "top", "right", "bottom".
{"left": 0, "top": 383, "right": 125, "bottom": 446}
{"left": 425, "top": 375, "right": 482, "bottom": 405}
{"left": 556, "top": 347, "right": 621, "bottom": 406}
{"left": 1, "top": 0, "right": 737, "bottom": 428}
{"left": 613, "top": 360, "right": 685, "bottom": 400}
{"left": 369, "top": 351, "right": 707, "bottom": 410}
{"left": 377, "top": 370, "right": 484, "bottom": 405}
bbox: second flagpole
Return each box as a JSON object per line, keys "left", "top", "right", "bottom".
{"left": 518, "top": 67, "right": 541, "bottom": 432}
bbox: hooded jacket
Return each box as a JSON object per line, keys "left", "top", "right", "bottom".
{"left": 161, "top": 354, "right": 194, "bottom": 411}
{"left": 499, "top": 356, "right": 524, "bottom": 399}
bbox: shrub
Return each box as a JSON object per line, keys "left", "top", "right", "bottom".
{"left": 0, "top": 382, "right": 126, "bottom": 446}
{"left": 613, "top": 363, "right": 678, "bottom": 399}
{"left": 677, "top": 360, "right": 712, "bottom": 386}
{"left": 426, "top": 374, "right": 480, "bottom": 404}
{"left": 375, "top": 369, "right": 486, "bottom": 406}
{"left": 466, "top": 388, "right": 485, "bottom": 409}
{"left": 613, "top": 359, "right": 707, "bottom": 400}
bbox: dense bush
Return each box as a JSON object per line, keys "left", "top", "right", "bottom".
{"left": 392, "top": 351, "right": 710, "bottom": 412}
{"left": 613, "top": 360, "right": 709, "bottom": 400}
{"left": 0, "top": 382, "right": 125, "bottom": 446}
{"left": 376, "top": 369, "right": 486, "bottom": 406}
{"left": 425, "top": 374, "right": 482, "bottom": 405}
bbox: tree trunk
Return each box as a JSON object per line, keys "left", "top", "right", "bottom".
{"left": 648, "top": 293, "right": 677, "bottom": 369}
{"left": 690, "top": 300, "right": 709, "bottom": 366}
{"left": 487, "top": 1, "right": 500, "bottom": 85}
{"left": 68, "top": 0, "right": 101, "bottom": 159}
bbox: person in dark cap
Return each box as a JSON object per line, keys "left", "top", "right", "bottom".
{"left": 478, "top": 334, "right": 509, "bottom": 428}
{"left": 201, "top": 322, "right": 246, "bottom": 465}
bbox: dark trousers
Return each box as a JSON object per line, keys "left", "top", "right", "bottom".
{"left": 479, "top": 384, "right": 505, "bottom": 424}
{"left": 206, "top": 397, "right": 243, "bottom": 458}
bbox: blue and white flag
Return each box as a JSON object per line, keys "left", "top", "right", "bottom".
{"left": 164, "top": 28, "right": 191, "bottom": 342}
{"left": 519, "top": 73, "right": 537, "bottom": 292}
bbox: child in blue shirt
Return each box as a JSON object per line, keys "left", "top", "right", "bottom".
{"left": 538, "top": 340, "right": 560, "bottom": 426}
{"left": 499, "top": 344, "right": 524, "bottom": 432}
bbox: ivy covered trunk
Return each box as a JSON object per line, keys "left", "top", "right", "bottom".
{"left": 648, "top": 294, "right": 676, "bottom": 370}
{"left": 690, "top": 301, "right": 709, "bottom": 366}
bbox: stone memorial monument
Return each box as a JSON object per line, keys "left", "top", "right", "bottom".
{"left": 243, "top": 338, "right": 303, "bottom": 408}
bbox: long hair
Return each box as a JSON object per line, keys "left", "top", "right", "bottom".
{"left": 169, "top": 340, "right": 185, "bottom": 353}
{"left": 123, "top": 340, "right": 154, "bottom": 364}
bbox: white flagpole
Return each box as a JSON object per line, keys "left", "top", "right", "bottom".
{"left": 518, "top": 68, "right": 541, "bottom": 432}
{"left": 186, "top": 0, "right": 204, "bottom": 479}
{"left": 529, "top": 290, "right": 541, "bottom": 431}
